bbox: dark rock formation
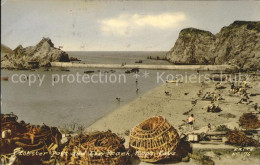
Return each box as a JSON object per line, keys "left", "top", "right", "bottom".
{"left": 69, "top": 57, "right": 81, "bottom": 61}
{"left": 1, "top": 37, "right": 70, "bottom": 69}
{"left": 166, "top": 21, "right": 260, "bottom": 70}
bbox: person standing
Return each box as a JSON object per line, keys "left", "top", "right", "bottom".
{"left": 231, "top": 82, "right": 235, "bottom": 90}
{"left": 254, "top": 103, "right": 259, "bottom": 111}
{"left": 188, "top": 114, "right": 195, "bottom": 130}
{"left": 208, "top": 123, "right": 211, "bottom": 131}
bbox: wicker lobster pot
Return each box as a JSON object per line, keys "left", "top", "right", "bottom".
{"left": 226, "top": 130, "right": 260, "bottom": 147}
{"left": 61, "top": 131, "right": 128, "bottom": 165}
{"left": 239, "top": 113, "right": 260, "bottom": 129}
{"left": 1, "top": 113, "right": 62, "bottom": 164}
{"left": 129, "top": 116, "right": 180, "bottom": 163}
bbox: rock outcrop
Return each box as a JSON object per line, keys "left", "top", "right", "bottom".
{"left": 1, "top": 38, "right": 70, "bottom": 69}
{"left": 1, "top": 44, "right": 13, "bottom": 54}
{"left": 166, "top": 21, "right": 260, "bottom": 70}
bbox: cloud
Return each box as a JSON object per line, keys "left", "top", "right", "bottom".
{"left": 99, "top": 12, "right": 186, "bottom": 36}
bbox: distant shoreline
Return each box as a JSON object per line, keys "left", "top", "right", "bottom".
{"left": 51, "top": 62, "right": 237, "bottom": 71}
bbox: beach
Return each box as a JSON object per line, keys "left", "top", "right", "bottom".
{"left": 86, "top": 73, "right": 260, "bottom": 164}
{"left": 2, "top": 1, "right": 260, "bottom": 164}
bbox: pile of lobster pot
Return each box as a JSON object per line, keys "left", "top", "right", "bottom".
{"left": 1, "top": 113, "right": 62, "bottom": 165}
{"left": 226, "top": 129, "right": 260, "bottom": 147}
{"left": 60, "top": 130, "right": 128, "bottom": 165}
{"left": 129, "top": 116, "right": 188, "bottom": 163}
{"left": 239, "top": 113, "right": 260, "bottom": 130}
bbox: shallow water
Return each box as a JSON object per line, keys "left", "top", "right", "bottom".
{"left": 1, "top": 52, "right": 196, "bottom": 128}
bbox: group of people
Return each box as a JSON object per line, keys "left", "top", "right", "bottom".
{"left": 203, "top": 92, "right": 225, "bottom": 101}
{"left": 229, "top": 79, "right": 253, "bottom": 104}
{"left": 230, "top": 79, "right": 248, "bottom": 94}
{"left": 185, "top": 73, "right": 260, "bottom": 132}
{"left": 207, "top": 103, "right": 222, "bottom": 113}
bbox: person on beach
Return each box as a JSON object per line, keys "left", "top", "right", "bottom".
{"left": 225, "top": 75, "right": 230, "bottom": 82}
{"left": 212, "top": 92, "right": 217, "bottom": 101}
{"left": 231, "top": 82, "right": 235, "bottom": 90}
{"left": 208, "top": 123, "right": 211, "bottom": 131}
{"left": 203, "top": 92, "right": 210, "bottom": 100}
{"left": 242, "top": 80, "right": 247, "bottom": 88}
{"left": 254, "top": 103, "right": 259, "bottom": 111}
{"left": 116, "top": 97, "right": 121, "bottom": 102}
{"left": 188, "top": 114, "right": 195, "bottom": 130}
{"left": 217, "top": 94, "right": 224, "bottom": 101}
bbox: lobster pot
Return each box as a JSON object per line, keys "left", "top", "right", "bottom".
{"left": 1, "top": 113, "right": 62, "bottom": 164}
{"left": 239, "top": 113, "right": 260, "bottom": 130}
{"left": 129, "top": 116, "right": 180, "bottom": 163}
{"left": 226, "top": 130, "right": 260, "bottom": 147}
{"left": 61, "top": 131, "right": 128, "bottom": 165}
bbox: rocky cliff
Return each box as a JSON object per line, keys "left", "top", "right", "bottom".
{"left": 166, "top": 21, "right": 260, "bottom": 70}
{"left": 1, "top": 38, "right": 70, "bottom": 69}
{"left": 1, "top": 44, "right": 13, "bottom": 54}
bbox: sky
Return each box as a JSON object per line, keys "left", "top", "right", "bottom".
{"left": 1, "top": 0, "right": 260, "bottom": 51}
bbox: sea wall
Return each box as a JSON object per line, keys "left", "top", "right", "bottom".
{"left": 51, "top": 62, "right": 237, "bottom": 71}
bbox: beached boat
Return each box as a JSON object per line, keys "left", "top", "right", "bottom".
{"left": 166, "top": 79, "right": 183, "bottom": 83}
{"left": 1, "top": 77, "right": 8, "bottom": 81}
{"left": 84, "top": 70, "right": 95, "bottom": 74}
{"left": 209, "top": 75, "right": 226, "bottom": 81}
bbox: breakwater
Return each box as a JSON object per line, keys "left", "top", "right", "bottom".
{"left": 51, "top": 62, "right": 236, "bottom": 71}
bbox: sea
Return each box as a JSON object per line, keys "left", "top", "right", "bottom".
{"left": 1, "top": 51, "right": 197, "bottom": 128}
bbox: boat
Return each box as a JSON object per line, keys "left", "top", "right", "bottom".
{"left": 84, "top": 70, "right": 95, "bottom": 74}
{"left": 1, "top": 77, "right": 8, "bottom": 81}
{"left": 135, "top": 60, "right": 143, "bottom": 63}
{"left": 61, "top": 69, "right": 70, "bottom": 72}
{"left": 209, "top": 75, "right": 226, "bottom": 81}
{"left": 166, "top": 79, "right": 183, "bottom": 83}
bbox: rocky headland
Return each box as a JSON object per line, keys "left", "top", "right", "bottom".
{"left": 166, "top": 21, "right": 260, "bottom": 70}
{"left": 1, "top": 38, "right": 70, "bottom": 70}
{"left": 1, "top": 44, "right": 13, "bottom": 55}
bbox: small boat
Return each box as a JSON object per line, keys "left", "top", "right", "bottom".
{"left": 110, "top": 70, "right": 116, "bottom": 73}
{"left": 135, "top": 60, "right": 143, "bottom": 63}
{"left": 131, "top": 68, "right": 139, "bottom": 73}
{"left": 1, "top": 77, "right": 8, "bottom": 81}
{"left": 166, "top": 79, "right": 183, "bottom": 83}
{"left": 61, "top": 69, "right": 70, "bottom": 72}
{"left": 209, "top": 75, "right": 226, "bottom": 81}
{"left": 84, "top": 70, "right": 95, "bottom": 74}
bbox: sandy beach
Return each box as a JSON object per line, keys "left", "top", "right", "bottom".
{"left": 86, "top": 73, "right": 260, "bottom": 164}
{"left": 87, "top": 74, "right": 260, "bottom": 133}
